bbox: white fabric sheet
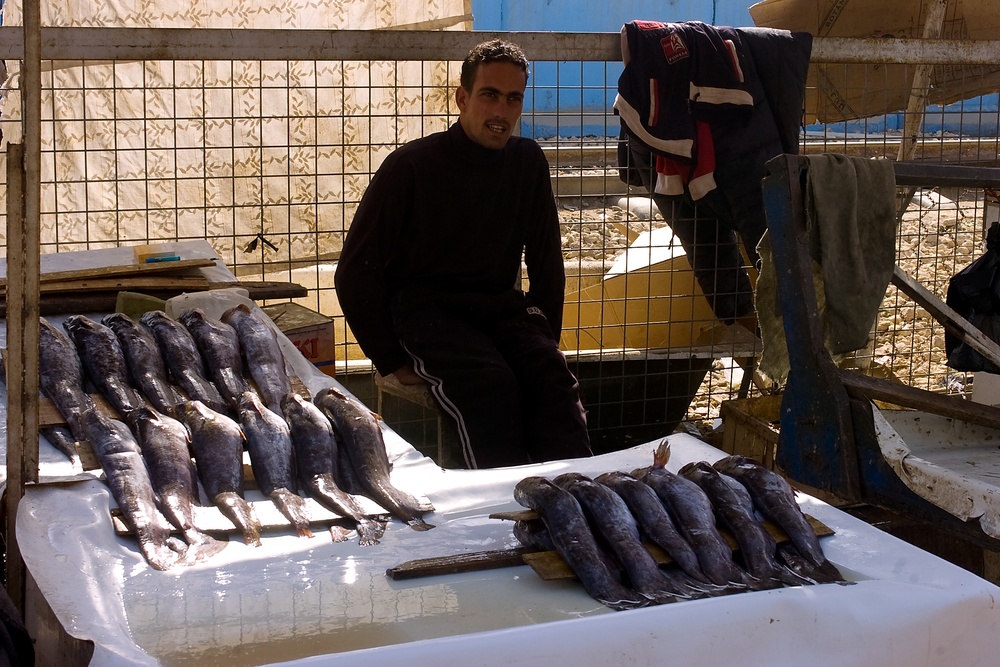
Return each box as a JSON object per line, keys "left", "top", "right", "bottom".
{"left": 8, "top": 245, "right": 1000, "bottom": 666}
{"left": 17, "top": 432, "right": 1000, "bottom": 667}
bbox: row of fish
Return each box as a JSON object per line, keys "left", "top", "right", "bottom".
{"left": 38, "top": 305, "right": 434, "bottom": 570}
{"left": 513, "top": 440, "right": 846, "bottom": 611}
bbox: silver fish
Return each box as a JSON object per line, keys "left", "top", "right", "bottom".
{"left": 63, "top": 314, "right": 145, "bottom": 418}
{"left": 714, "top": 455, "right": 844, "bottom": 581}
{"left": 313, "top": 386, "right": 434, "bottom": 531}
{"left": 221, "top": 304, "right": 293, "bottom": 414}
{"left": 237, "top": 391, "right": 314, "bottom": 538}
{"left": 554, "top": 472, "right": 701, "bottom": 603}
{"left": 636, "top": 442, "right": 750, "bottom": 588}
{"left": 594, "top": 470, "right": 711, "bottom": 585}
{"left": 513, "top": 475, "right": 647, "bottom": 611}
{"left": 103, "top": 312, "right": 183, "bottom": 416}
{"left": 281, "top": 391, "right": 384, "bottom": 545}
{"left": 130, "top": 406, "right": 227, "bottom": 562}
{"left": 176, "top": 400, "right": 262, "bottom": 547}
{"left": 80, "top": 410, "right": 183, "bottom": 571}
{"left": 140, "top": 310, "right": 228, "bottom": 415}
{"left": 179, "top": 308, "right": 251, "bottom": 410}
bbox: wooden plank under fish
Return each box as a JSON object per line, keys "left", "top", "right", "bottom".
{"left": 385, "top": 510, "right": 836, "bottom": 582}
{"left": 109, "top": 500, "right": 391, "bottom": 538}
{"left": 386, "top": 547, "right": 536, "bottom": 580}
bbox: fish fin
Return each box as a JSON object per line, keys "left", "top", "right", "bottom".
{"left": 652, "top": 438, "right": 671, "bottom": 469}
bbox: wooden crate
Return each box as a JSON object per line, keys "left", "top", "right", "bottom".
{"left": 719, "top": 394, "right": 783, "bottom": 470}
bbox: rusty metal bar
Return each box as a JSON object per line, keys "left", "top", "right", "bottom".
{"left": 0, "top": 27, "right": 997, "bottom": 65}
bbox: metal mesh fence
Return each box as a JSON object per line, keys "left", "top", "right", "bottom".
{"left": 2, "top": 28, "right": 998, "bottom": 453}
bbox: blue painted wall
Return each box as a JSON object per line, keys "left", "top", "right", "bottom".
{"left": 471, "top": 0, "right": 999, "bottom": 139}
{"left": 471, "top": 0, "right": 752, "bottom": 32}
{"left": 471, "top": 0, "right": 754, "bottom": 138}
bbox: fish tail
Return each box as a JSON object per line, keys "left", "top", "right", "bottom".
{"left": 407, "top": 517, "right": 435, "bottom": 531}
{"left": 183, "top": 531, "right": 229, "bottom": 563}
{"left": 271, "top": 489, "right": 315, "bottom": 539}
{"left": 133, "top": 524, "right": 182, "bottom": 571}
{"left": 214, "top": 492, "right": 263, "bottom": 547}
{"left": 328, "top": 525, "right": 353, "bottom": 542}
{"left": 356, "top": 518, "right": 387, "bottom": 546}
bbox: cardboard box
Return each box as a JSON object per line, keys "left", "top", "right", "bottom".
{"left": 750, "top": 0, "right": 1000, "bottom": 123}
{"left": 560, "top": 226, "right": 720, "bottom": 352}
{"left": 261, "top": 302, "right": 336, "bottom": 377}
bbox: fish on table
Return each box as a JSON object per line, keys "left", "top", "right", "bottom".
{"left": 130, "top": 406, "right": 227, "bottom": 562}
{"left": 282, "top": 391, "right": 385, "bottom": 545}
{"left": 714, "top": 455, "right": 847, "bottom": 584}
{"left": 176, "top": 399, "right": 262, "bottom": 547}
{"left": 221, "top": 304, "right": 295, "bottom": 415}
{"left": 237, "top": 390, "right": 314, "bottom": 539}
{"left": 314, "top": 386, "right": 434, "bottom": 532}
{"left": 141, "top": 310, "right": 229, "bottom": 415}
{"left": 514, "top": 475, "right": 648, "bottom": 611}
{"left": 80, "top": 410, "right": 184, "bottom": 571}
{"left": 39, "top": 316, "right": 94, "bottom": 460}
{"left": 103, "top": 312, "right": 183, "bottom": 417}
{"left": 63, "top": 314, "right": 146, "bottom": 419}
{"left": 179, "top": 308, "right": 252, "bottom": 411}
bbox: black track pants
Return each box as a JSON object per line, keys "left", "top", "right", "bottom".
{"left": 392, "top": 296, "right": 592, "bottom": 468}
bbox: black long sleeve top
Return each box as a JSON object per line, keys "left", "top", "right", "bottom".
{"left": 334, "top": 122, "right": 565, "bottom": 376}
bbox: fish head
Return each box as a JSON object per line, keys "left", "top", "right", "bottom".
{"left": 62, "top": 314, "right": 99, "bottom": 337}
{"left": 176, "top": 399, "right": 211, "bottom": 424}
{"left": 279, "top": 391, "right": 306, "bottom": 414}
{"left": 139, "top": 310, "right": 170, "bottom": 329}
{"left": 552, "top": 471, "right": 590, "bottom": 489}
{"left": 238, "top": 390, "right": 266, "bottom": 414}
{"left": 101, "top": 312, "right": 134, "bottom": 331}
{"left": 220, "top": 303, "right": 251, "bottom": 326}
{"left": 177, "top": 308, "right": 206, "bottom": 329}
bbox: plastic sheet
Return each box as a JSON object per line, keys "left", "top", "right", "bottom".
{"left": 17, "top": 433, "right": 1000, "bottom": 667}
{"left": 874, "top": 406, "right": 1000, "bottom": 538}
{"left": 8, "top": 244, "right": 1000, "bottom": 666}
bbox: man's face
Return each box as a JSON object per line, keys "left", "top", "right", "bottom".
{"left": 456, "top": 61, "right": 527, "bottom": 150}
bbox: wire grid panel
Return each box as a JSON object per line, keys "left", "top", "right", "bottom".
{"left": 2, "top": 30, "right": 999, "bottom": 436}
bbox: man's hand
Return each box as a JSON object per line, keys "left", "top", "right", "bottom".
{"left": 392, "top": 364, "right": 425, "bottom": 386}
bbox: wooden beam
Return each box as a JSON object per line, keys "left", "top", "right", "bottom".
{"left": 890, "top": 265, "right": 1000, "bottom": 370}
{"left": 840, "top": 370, "right": 1000, "bottom": 431}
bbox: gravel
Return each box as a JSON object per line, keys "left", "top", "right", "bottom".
{"left": 556, "top": 188, "right": 992, "bottom": 433}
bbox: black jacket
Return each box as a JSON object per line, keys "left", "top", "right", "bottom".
{"left": 335, "top": 122, "right": 565, "bottom": 375}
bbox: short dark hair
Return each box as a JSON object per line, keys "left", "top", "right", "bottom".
{"left": 460, "top": 39, "right": 529, "bottom": 90}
